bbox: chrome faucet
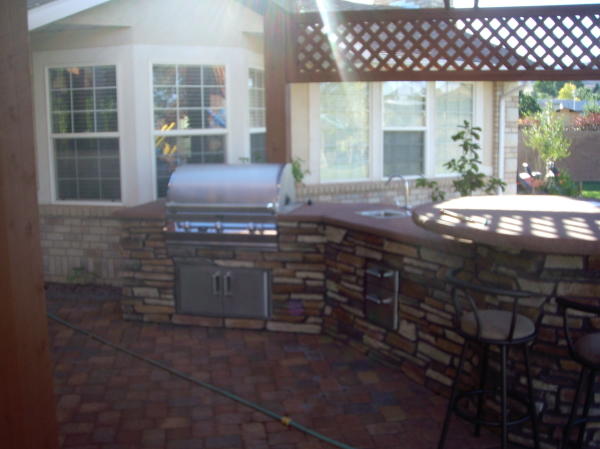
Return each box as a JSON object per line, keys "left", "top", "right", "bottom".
{"left": 386, "top": 175, "right": 410, "bottom": 209}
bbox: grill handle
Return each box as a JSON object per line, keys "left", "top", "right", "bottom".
{"left": 212, "top": 271, "right": 221, "bottom": 295}
{"left": 224, "top": 272, "right": 232, "bottom": 296}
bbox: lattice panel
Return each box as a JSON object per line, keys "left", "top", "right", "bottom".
{"left": 290, "top": 6, "right": 600, "bottom": 81}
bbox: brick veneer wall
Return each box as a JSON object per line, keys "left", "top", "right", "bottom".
{"left": 119, "top": 214, "right": 600, "bottom": 447}
{"left": 39, "top": 205, "right": 123, "bottom": 284}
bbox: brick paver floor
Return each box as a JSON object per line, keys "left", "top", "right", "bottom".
{"left": 47, "top": 296, "right": 501, "bottom": 449}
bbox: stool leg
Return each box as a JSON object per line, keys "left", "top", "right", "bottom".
{"left": 561, "top": 367, "right": 586, "bottom": 449}
{"left": 438, "top": 341, "right": 468, "bottom": 449}
{"left": 501, "top": 345, "right": 509, "bottom": 449}
{"left": 575, "top": 369, "right": 596, "bottom": 449}
{"left": 523, "top": 344, "right": 540, "bottom": 449}
{"left": 474, "top": 343, "right": 489, "bottom": 437}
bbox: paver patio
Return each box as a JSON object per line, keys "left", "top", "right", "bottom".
{"left": 47, "top": 295, "right": 501, "bottom": 449}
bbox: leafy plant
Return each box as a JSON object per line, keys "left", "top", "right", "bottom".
{"left": 557, "top": 82, "right": 579, "bottom": 100}
{"left": 522, "top": 104, "right": 571, "bottom": 165}
{"left": 418, "top": 121, "right": 506, "bottom": 202}
{"left": 415, "top": 178, "right": 445, "bottom": 202}
{"left": 291, "top": 157, "right": 309, "bottom": 183}
{"left": 519, "top": 91, "right": 541, "bottom": 118}
{"left": 542, "top": 171, "right": 580, "bottom": 197}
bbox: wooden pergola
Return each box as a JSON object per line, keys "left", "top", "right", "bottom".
{"left": 264, "top": 1, "right": 600, "bottom": 162}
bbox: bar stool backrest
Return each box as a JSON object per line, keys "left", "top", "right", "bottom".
{"left": 557, "top": 296, "right": 600, "bottom": 369}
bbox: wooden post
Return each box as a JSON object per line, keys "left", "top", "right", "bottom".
{"left": 0, "top": 1, "right": 60, "bottom": 448}
{"left": 264, "top": 1, "right": 291, "bottom": 163}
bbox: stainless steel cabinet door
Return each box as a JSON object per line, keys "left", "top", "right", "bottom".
{"left": 222, "top": 268, "right": 269, "bottom": 319}
{"left": 177, "top": 264, "right": 223, "bottom": 316}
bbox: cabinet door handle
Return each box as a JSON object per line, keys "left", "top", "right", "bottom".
{"left": 212, "top": 271, "right": 221, "bottom": 295}
{"left": 366, "top": 268, "right": 395, "bottom": 279}
{"left": 366, "top": 294, "right": 393, "bottom": 305}
{"left": 224, "top": 272, "right": 232, "bottom": 296}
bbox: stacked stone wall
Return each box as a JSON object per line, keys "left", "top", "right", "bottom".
{"left": 120, "top": 219, "right": 326, "bottom": 333}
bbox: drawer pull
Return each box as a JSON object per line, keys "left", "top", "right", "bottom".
{"left": 366, "top": 268, "right": 395, "bottom": 279}
{"left": 366, "top": 294, "right": 393, "bottom": 305}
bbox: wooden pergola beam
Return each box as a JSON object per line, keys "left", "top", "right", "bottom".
{"left": 0, "top": 1, "right": 60, "bottom": 448}
{"left": 264, "top": 2, "right": 292, "bottom": 163}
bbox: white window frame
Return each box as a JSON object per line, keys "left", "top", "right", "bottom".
{"left": 248, "top": 67, "right": 266, "bottom": 162}
{"left": 46, "top": 63, "right": 123, "bottom": 205}
{"left": 309, "top": 81, "right": 483, "bottom": 184}
{"left": 150, "top": 62, "right": 229, "bottom": 197}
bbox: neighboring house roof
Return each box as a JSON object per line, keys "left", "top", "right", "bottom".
{"left": 538, "top": 99, "right": 587, "bottom": 113}
{"left": 27, "top": 0, "right": 112, "bottom": 30}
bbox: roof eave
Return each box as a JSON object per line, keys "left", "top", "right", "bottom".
{"left": 28, "top": 0, "right": 111, "bottom": 31}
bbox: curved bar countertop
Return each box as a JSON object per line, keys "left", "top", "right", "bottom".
{"left": 412, "top": 195, "right": 600, "bottom": 256}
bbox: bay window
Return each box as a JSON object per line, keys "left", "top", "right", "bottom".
{"left": 153, "top": 64, "right": 226, "bottom": 197}
{"left": 316, "top": 81, "right": 476, "bottom": 182}
{"left": 49, "top": 65, "right": 121, "bottom": 201}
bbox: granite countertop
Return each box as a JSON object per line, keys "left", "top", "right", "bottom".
{"left": 113, "top": 199, "right": 464, "bottom": 253}
{"left": 281, "top": 201, "right": 467, "bottom": 253}
{"left": 412, "top": 195, "right": 600, "bottom": 256}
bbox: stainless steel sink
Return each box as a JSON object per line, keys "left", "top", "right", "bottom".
{"left": 357, "top": 209, "right": 411, "bottom": 218}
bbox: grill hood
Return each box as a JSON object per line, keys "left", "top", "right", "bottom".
{"left": 166, "top": 163, "right": 296, "bottom": 213}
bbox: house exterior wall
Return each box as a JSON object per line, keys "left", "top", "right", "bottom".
{"left": 31, "top": 0, "right": 264, "bottom": 283}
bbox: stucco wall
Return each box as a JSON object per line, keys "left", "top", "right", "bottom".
{"left": 30, "top": 0, "right": 263, "bottom": 51}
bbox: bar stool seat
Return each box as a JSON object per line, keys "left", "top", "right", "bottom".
{"left": 461, "top": 310, "right": 535, "bottom": 341}
{"left": 438, "top": 269, "right": 546, "bottom": 449}
{"left": 573, "top": 333, "right": 600, "bottom": 366}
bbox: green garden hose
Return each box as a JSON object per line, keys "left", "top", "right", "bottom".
{"left": 48, "top": 312, "right": 359, "bottom": 449}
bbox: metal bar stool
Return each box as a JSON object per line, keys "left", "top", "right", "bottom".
{"left": 438, "top": 269, "right": 546, "bottom": 449}
{"left": 557, "top": 296, "right": 600, "bottom": 449}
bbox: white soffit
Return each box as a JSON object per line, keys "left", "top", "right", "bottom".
{"left": 28, "top": 0, "right": 112, "bottom": 31}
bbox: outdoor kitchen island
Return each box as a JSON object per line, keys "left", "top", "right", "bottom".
{"left": 117, "top": 196, "right": 600, "bottom": 447}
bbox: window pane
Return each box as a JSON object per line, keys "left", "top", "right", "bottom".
{"left": 73, "top": 89, "right": 94, "bottom": 110}
{"left": 153, "top": 65, "right": 176, "bottom": 85}
{"left": 154, "top": 87, "right": 177, "bottom": 108}
{"left": 54, "top": 138, "right": 121, "bottom": 201}
{"left": 155, "top": 110, "right": 178, "bottom": 130}
{"left": 203, "top": 87, "right": 225, "bottom": 108}
{"left": 179, "top": 87, "right": 203, "bottom": 108}
{"left": 250, "top": 133, "right": 266, "bottom": 163}
{"left": 52, "top": 113, "right": 72, "bottom": 133}
{"left": 96, "top": 111, "right": 118, "bottom": 132}
{"left": 383, "top": 131, "right": 424, "bottom": 177}
{"left": 94, "top": 66, "right": 116, "bottom": 87}
{"left": 383, "top": 82, "right": 426, "bottom": 128}
{"left": 320, "top": 83, "right": 369, "bottom": 181}
{"left": 51, "top": 91, "right": 71, "bottom": 111}
{"left": 204, "top": 109, "right": 226, "bottom": 128}
{"left": 179, "top": 65, "right": 202, "bottom": 85}
{"left": 50, "top": 68, "right": 70, "bottom": 89}
{"left": 73, "top": 112, "right": 95, "bottom": 132}
{"left": 203, "top": 66, "right": 224, "bottom": 86}
{"left": 95, "top": 88, "right": 117, "bottom": 109}
{"left": 155, "top": 135, "right": 226, "bottom": 197}
{"left": 71, "top": 67, "right": 93, "bottom": 88}
{"left": 249, "top": 69, "right": 266, "bottom": 131}
{"left": 435, "top": 82, "right": 473, "bottom": 174}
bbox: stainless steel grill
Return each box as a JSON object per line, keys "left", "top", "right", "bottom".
{"left": 165, "top": 163, "right": 296, "bottom": 249}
